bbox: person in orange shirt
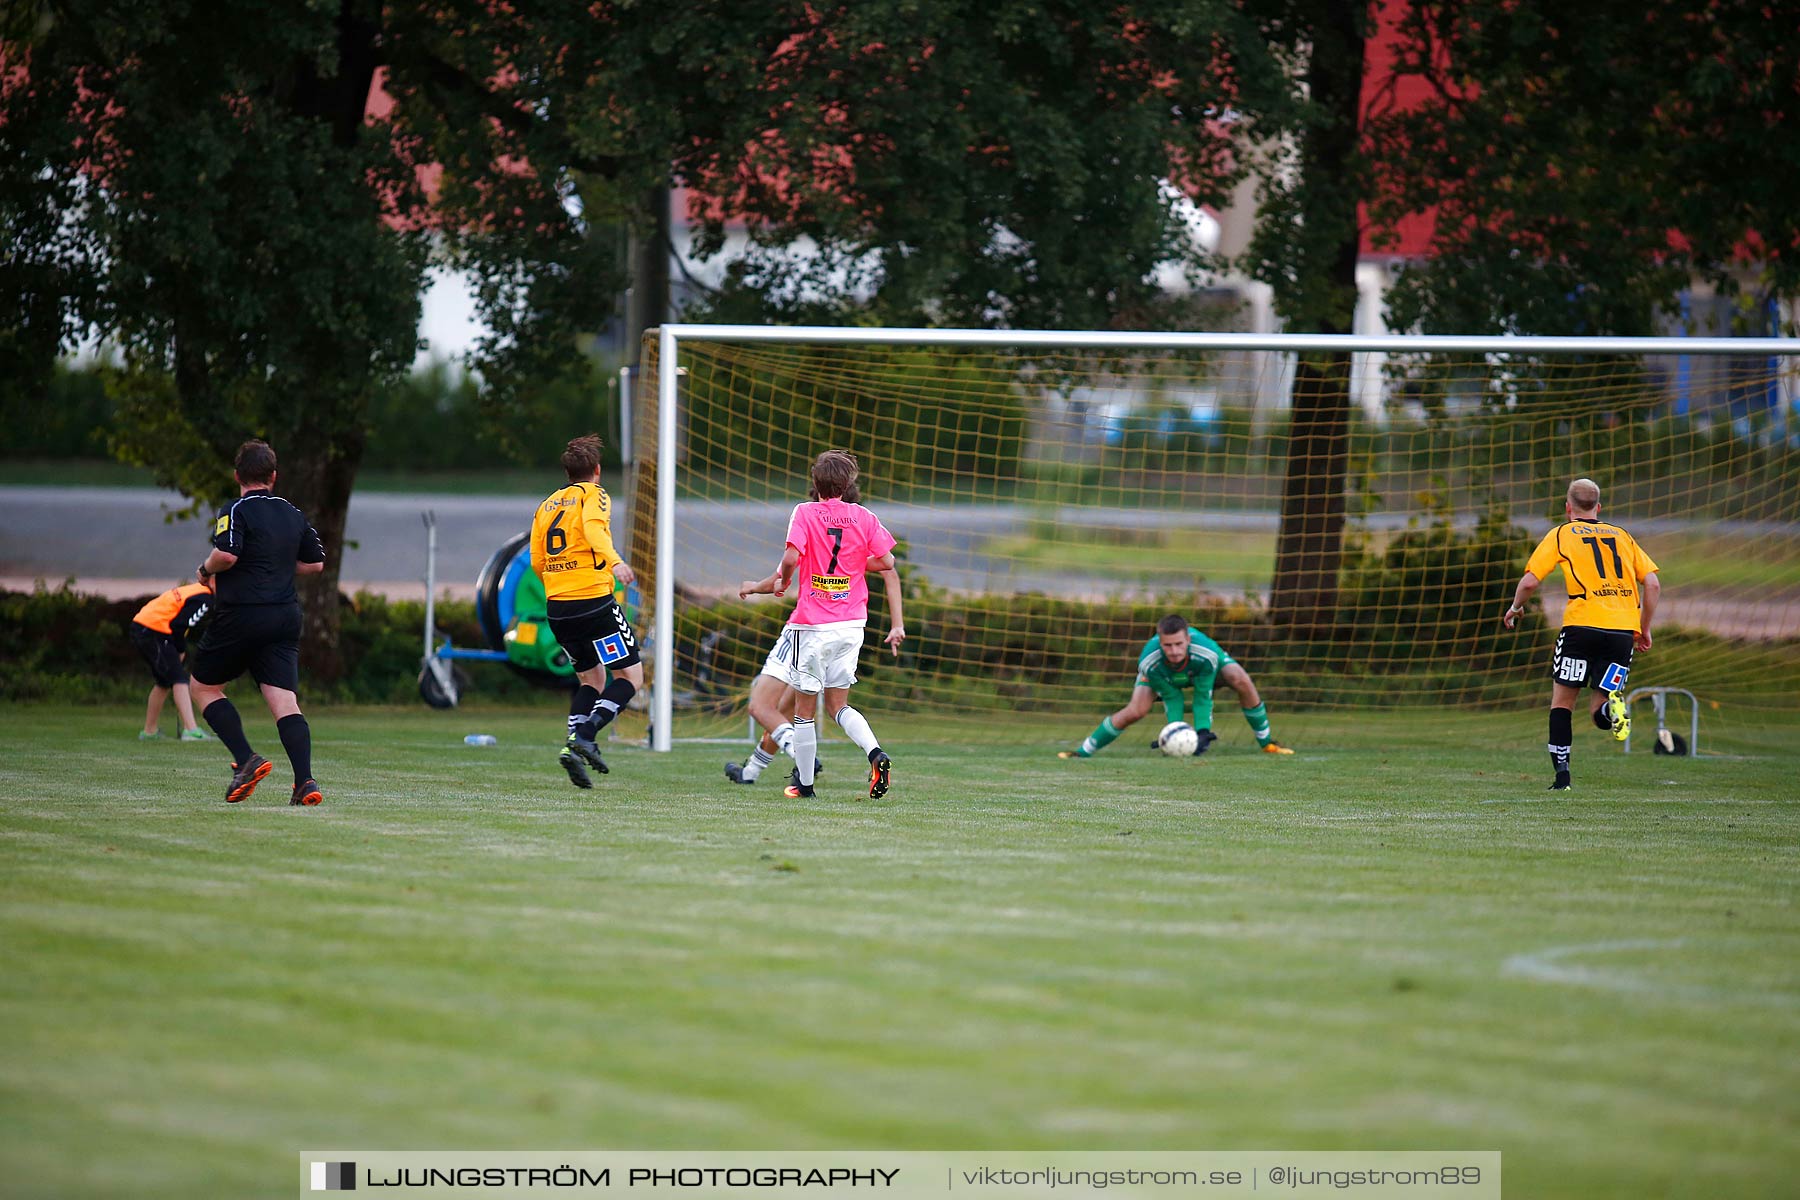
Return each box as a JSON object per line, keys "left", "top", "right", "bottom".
{"left": 129, "top": 577, "right": 214, "bottom": 741}
{"left": 1503, "top": 477, "right": 1661, "bottom": 791}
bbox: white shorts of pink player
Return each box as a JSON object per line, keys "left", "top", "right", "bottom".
{"left": 759, "top": 622, "right": 864, "bottom": 694}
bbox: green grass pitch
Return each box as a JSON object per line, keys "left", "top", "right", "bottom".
{"left": 2, "top": 703, "right": 1797, "bottom": 1198}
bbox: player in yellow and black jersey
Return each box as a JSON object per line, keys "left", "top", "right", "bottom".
{"left": 1503, "top": 477, "right": 1662, "bottom": 791}
{"left": 530, "top": 434, "right": 641, "bottom": 788}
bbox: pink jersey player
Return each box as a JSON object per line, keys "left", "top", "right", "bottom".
{"left": 738, "top": 450, "right": 899, "bottom": 801}
{"left": 785, "top": 496, "right": 896, "bottom": 628}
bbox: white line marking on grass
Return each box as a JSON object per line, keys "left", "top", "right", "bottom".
{"left": 1502, "top": 939, "right": 1799, "bottom": 1009}
{"left": 1503, "top": 939, "right": 1685, "bottom": 994}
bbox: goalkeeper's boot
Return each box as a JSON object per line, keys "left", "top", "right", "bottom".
{"left": 724, "top": 762, "right": 754, "bottom": 785}
{"left": 291, "top": 778, "right": 323, "bottom": 807}
{"left": 558, "top": 740, "right": 593, "bottom": 789}
{"left": 1604, "top": 691, "right": 1631, "bottom": 742}
{"left": 867, "top": 750, "right": 892, "bottom": 800}
{"left": 783, "top": 782, "right": 817, "bottom": 799}
{"left": 225, "top": 754, "right": 273, "bottom": 804}
{"left": 569, "top": 733, "right": 609, "bottom": 774}
{"left": 1261, "top": 742, "right": 1295, "bottom": 755}
{"left": 1548, "top": 772, "right": 1572, "bottom": 792}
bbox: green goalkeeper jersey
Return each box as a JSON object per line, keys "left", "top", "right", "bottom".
{"left": 1136, "top": 628, "right": 1236, "bottom": 724}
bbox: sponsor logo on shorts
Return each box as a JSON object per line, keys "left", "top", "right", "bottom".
{"left": 1555, "top": 656, "right": 1588, "bottom": 684}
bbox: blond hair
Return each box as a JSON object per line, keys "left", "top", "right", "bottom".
{"left": 1566, "top": 477, "right": 1601, "bottom": 515}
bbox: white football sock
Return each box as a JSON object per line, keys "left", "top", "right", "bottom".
{"left": 834, "top": 705, "right": 880, "bottom": 756}
{"left": 741, "top": 745, "right": 774, "bottom": 781}
{"left": 791, "top": 718, "right": 816, "bottom": 787}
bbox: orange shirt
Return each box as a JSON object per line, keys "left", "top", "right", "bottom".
{"left": 1524, "top": 520, "right": 1660, "bottom": 632}
{"left": 132, "top": 582, "right": 213, "bottom": 635}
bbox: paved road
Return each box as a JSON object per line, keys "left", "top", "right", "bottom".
{"left": 1, "top": 487, "right": 537, "bottom": 597}
{"left": 0, "top": 486, "right": 1239, "bottom": 597}
{"left": 0, "top": 486, "right": 1056, "bottom": 596}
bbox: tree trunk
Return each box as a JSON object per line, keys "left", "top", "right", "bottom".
{"left": 625, "top": 184, "right": 671, "bottom": 367}
{"left": 282, "top": 419, "right": 366, "bottom": 685}
{"left": 1268, "top": 0, "right": 1366, "bottom": 638}
{"left": 1271, "top": 352, "right": 1352, "bottom": 637}
{"left": 272, "top": 5, "right": 381, "bottom": 686}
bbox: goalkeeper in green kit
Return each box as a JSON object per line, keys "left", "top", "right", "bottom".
{"left": 1060, "top": 614, "right": 1294, "bottom": 758}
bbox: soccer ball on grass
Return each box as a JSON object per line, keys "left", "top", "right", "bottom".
{"left": 1158, "top": 721, "right": 1200, "bottom": 757}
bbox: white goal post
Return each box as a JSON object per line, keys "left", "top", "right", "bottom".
{"left": 646, "top": 324, "right": 1800, "bottom": 751}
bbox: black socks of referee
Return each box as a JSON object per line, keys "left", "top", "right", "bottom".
{"left": 1548, "top": 706, "right": 1573, "bottom": 784}
{"left": 277, "top": 714, "right": 313, "bottom": 782}
{"left": 579, "top": 678, "right": 637, "bottom": 740}
{"left": 203, "top": 700, "right": 312, "bottom": 782}
{"left": 203, "top": 699, "right": 255, "bottom": 764}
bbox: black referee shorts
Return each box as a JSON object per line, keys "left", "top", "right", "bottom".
{"left": 547, "top": 597, "right": 642, "bottom": 672}
{"left": 189, "top": 603, "right": 303, "bottom": 692}
{"left": 129, "top": 623, "right": 188, "bottom": 688}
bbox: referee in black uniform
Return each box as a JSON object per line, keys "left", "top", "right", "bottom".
{"left": 190, "top": 440, "right": 328, "bottom": 805}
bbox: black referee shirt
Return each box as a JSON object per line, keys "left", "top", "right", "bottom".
{"left": 210, "top": 490, "right": 326, "bottom": 606}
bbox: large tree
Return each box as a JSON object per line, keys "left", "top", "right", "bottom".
{"left": 1, "top": 1, "right": 807, "bottom": 675}
{"left": 5, "top": 9, "right": 415, "bottom": 681}
{"left": 665, "top": 1, "right": 1370, "bottom": 636}
{"left": 1238, "top": 0, "right": 1369, "bottom": 638}
{"left": 673, "top": 0, "right": 1799, "bottom": 638}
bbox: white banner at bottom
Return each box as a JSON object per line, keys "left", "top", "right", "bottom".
{"left": 297, "top": 1151, "right": 1501, "bottom": 1199}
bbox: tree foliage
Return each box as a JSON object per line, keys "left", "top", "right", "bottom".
{"left": 15, "top": 0, "right": 1785, "bottom": 673}
{"left": 1368, "top": 0, "right": 1800, "bottom": 336}
{"left": 680, "top": 1, "right": 1299, "bottom": 330}
{"left": 0, "top": 1, "right": 779, "bottom": 673}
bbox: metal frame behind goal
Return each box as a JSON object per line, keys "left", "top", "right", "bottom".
{"left": 1622, "top": 687, "right": 1700, "bottom": 755}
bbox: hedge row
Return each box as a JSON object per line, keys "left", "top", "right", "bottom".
{"left": 10, "top": 557, "right": 1793, "bottom": 716}
{"left": 9, "top": 579, "right": 1546, "bottom": 714}
{"left": 0, "top": 515, "right": 1547, "bottom": 708}
{"left": 0, "top": 586, "right": 547, "bottom": 705}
